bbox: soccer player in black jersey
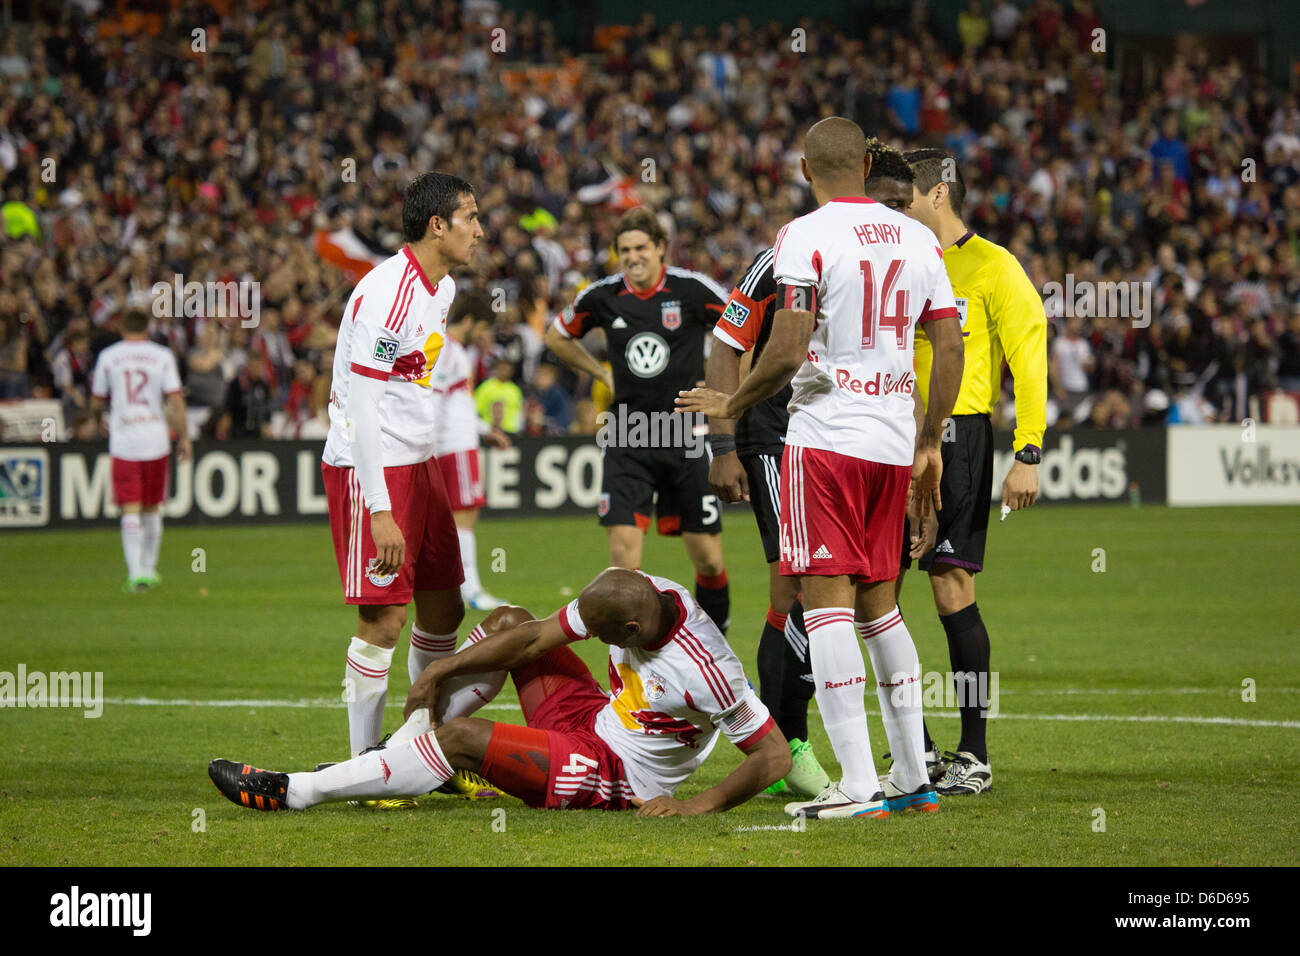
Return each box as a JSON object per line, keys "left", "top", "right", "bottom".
{"left": 545, "top": 208, "right": 733, "bottom": 632}
{"left": 704, "top": 140, "right": 926, "bottom": 796}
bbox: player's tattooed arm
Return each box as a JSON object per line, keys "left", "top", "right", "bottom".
{"left": 703, "top": 341, "right": 748, "bottom": 503}
{"left": 632, "top": 724, "right": 791, "bottom": 816}
{"left": 404, "top": 613, "right": 568, "bottom": 720}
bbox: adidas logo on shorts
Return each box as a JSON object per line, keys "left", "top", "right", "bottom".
{"left": 813, "top": 545, "right": 832, "bottom": 559}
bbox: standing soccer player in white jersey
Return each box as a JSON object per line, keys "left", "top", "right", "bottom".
{"left": 90, "top": 310, "right": 192, "bottom": 593}
{"left": 320, "top": 171, "right": 484, "bottom": 768}
{"left": 430, "top": 293, "right": 511, "bottom": 611}
{"left": 209, "top": 568, "right": 792, "bottom": 815}
{"left": 679, "top": 118, "right": 965, "bottom": 819}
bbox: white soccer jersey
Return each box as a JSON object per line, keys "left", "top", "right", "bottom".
{"left": 557, "top": 573, "right": 775, "bottom": 799}
{"left": 773, "top": 197, "right": 959, "bottom": 465}
{"left": 323, "top": 246, "right": 456, "bottom": 468}
{"left": 90, "top": 339, "right": 182, "bottom": 461}
{"left": 430, "top": 335, "right": 483, "bottom": 456}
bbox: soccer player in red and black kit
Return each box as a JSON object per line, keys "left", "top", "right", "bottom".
{"left": 706, "top": 140, "right": 925, "bottom": 798}
{"left": 545, "top": 208, "right": 733, "bottom": 632}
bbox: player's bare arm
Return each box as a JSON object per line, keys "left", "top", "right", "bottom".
{"left": 907, "top": 390, "right": 939, "bottom": 558}
{"left": 677, "top": 305, "right": 811, "bottom": 420}
{"left": 913, "top": 314, "right": 964, "bottom": 518}
{"left": 165, "top": 392, "right": 192, "bottom": 461}
{"left": 544, "top": 324, "right": 614, "bottom": 393}
{"left": 703, "top": 340, "right": 748, "bottom": 502}
{"left": 633, "top": 723, "right": 791, "bottom": 817}
{"left": 404, "top": 610, "right": 569, "bottom": 720}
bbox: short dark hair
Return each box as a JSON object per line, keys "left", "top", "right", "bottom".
{"left": 865, "top": 138, "right": 914, "bottom": 186}
{"left": 613, "top": 207, "right": 667, "bottom": 249}
{"left": 402, "top": 171, "right": 475, "bottom": 243}
{"left": 122, "top": 310, "right": 149, "bottom": 333}
{"left": 450, "top": 291, "right": 491, "bottom": 326}
{"left": 904, "top": 148, "right": 966, "bottom": 215}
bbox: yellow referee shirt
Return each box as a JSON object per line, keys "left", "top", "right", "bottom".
{"left": 914, "top": 231, "right": 1047, "bottom": 453}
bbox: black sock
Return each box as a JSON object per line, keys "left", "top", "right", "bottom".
{"left": 781, "top": 599, "right": 813, "bottom": 741}
{"left": 695, "top": 572, "right": 730, "bottom": 635}
{"left": 757, "top": 609, "right": 788, "bottom": 738}
{"left": 939, "top": 602, "right": 991, "bottom": 764}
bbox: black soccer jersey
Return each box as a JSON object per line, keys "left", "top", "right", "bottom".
{"left": 712, "top": 247, "right": 791, "bottom": 455}
{"left": 553, "top": 265, "right": 728, "bottom": 415}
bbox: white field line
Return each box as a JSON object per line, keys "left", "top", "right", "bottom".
{"left": 97, "top": 696, "right": 1299, "bottom": 729}
{"left": 734, "top": 824, "right": 803, "bottom": 832}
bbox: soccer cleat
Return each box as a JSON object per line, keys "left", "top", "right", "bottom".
{"left": 784, "top": 738, "right": 832, "bottom": 797}
{"left": 123, "top": 577, "right": 151, "bottom": 594}
{"left": 882, "top": 778, "right": 939, "bottom": 813}
{"left": 464, "top": 590, "right": 506, "bottom": 611}
{"left": 880, "top": 747, "right": 949, "bottom": 785}
{"left": 436, "top": 770, "right": 505, "bottom": 799}
{"left": 784, "top": 782, "right": 889, "bottom": 820}
{"left": 763, "top": 778, "right": 788, "bottom": 796}
{"left": 935, "top": 751, "right": 992, "bottom": 795}
{"left": 350, "top": 797, "right": 419, "bottom": 810}
{"left": 209, "top": 759, "right": 291, "bottom": 811}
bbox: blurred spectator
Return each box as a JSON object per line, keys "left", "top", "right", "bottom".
{"left": 221, "top": 351, "right": 276, "bottom": 440}
{"left": 530, "top": 362, "right": 574, "bottom": 435}
{"left": 475, "top": 358, "right": 524, "bottom": 434}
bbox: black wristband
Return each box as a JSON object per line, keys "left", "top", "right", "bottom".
{"left": 708, "top": 434, "right": 737, "bottom": 455}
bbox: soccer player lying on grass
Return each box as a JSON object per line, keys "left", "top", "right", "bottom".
{"left": 209, "top": 569, "right": 791, "bottom": 816}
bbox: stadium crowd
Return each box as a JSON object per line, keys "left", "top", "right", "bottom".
{"left": 2, "top": 0, "right": 1300, "bottom": 442}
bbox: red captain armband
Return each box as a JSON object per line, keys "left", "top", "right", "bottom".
{"left": 779, "top": 283, "right": 818, "bottom": 314}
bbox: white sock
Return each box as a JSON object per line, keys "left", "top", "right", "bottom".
{"left": 408, "top": 625, "right": 456, "bottom": 685}
{"left": 121, "top": 514, "right": 144, "bottom": 580}
{"left": 286, "top": 731, "right": 454, "bottom": 808}
{"left": 806, "top": 607, "right": 878, "bottom": 803}
{"left": 436, "top": 625, "right": 506, "bottom": 722}
{"left": 858, "top": 607, "right": 927, "bottom": 792}
{"left": 345, "top": 637, "right": 394, "bottom": 756}
{"left": 385, "top": 707, "right": 431, "bottom": 748}
{"left": 140, "top": 511, "right": 162, "bottom": 577}
{"left": 458, "top": 527, "right": 484, "bottom": 596}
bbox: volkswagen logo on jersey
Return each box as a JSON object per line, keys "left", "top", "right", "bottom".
{"left": 660, "top": 300, "right": 682, "bottom": 331}
{"left": 625, "top": 332, "right": 670, "bottom": 378}
{"left": 365, "top": 557, "right": 397, "bottom": 588}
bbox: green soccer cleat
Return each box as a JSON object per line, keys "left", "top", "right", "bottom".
{"left": 763, "top": 778, "right": 788, "bottom": 796}
{"left": 123, "top": 577, "right": 151, "bottom": 594}
{"left": 784, "top": 738, "right": 832, "bottom": 797}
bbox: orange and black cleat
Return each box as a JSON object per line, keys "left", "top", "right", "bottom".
{"left": 209, "top": 759, "right": 292, "bottom": 811}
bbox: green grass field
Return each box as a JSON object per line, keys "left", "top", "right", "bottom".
{"left": 1, "top": 504, "right": 1297, "bottom": 866}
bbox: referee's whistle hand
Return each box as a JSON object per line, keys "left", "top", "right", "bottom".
{"left": 1001, "top": 461, "right": 1039, "bottom": 511}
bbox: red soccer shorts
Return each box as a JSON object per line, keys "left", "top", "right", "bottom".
{"left": 779, "top": 443, "right": 910, "bottom": 583}
{"left": 111, "top": 456, "right": 169, "bottom": 507}
{"left": 480, "top": 647, "right": 635, "bottom": 811}
{"left": 436, "top": 448, "right": 485, "bottom": 511}
{"left": 322, "top": 458, "right": 464, "bottom": 605}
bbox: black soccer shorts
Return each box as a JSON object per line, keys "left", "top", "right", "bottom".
{"left": 598, "top": 445, "right": 722, "bottom": 535}
{"left": 900, "top": 413, "right": 995, "bottom": 574}
{"left": 741, "top": 448, "right": 784, "bottom": 565}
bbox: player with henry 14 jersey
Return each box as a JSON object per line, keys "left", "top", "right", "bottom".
{"left": 320, "top": 172, "right": 481, "bottom": 771}
{"left": 90, "top": 310, "right": 192, "bottom": 593}
{"left": 679, "top": 117, "right": 965, "bottom": 820}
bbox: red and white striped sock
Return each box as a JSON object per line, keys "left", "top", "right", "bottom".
{"left": 345, "top": 637, "right": 393, "bottom": 756}
{"left": 857, "top": 606, "right": 927, "bottom": 792}
{"left": 805, "top": 606, "right": 878, "bottom": 803}
{"left": 436, "top": 625, "right": 506, "bottom": 722}
{"left": 408, "top": 625, "right": 456, "bottom": 684}
{"left": 286, "top": 731, "right": 454, "bottom": 808}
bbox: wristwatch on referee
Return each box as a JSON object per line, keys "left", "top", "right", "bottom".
{"left": 1014, "top": 445, "right": 1041, "bottom": 465}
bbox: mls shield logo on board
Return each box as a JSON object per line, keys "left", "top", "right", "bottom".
{"left": 0, "top": 449, "right": 49, "bottom": 527}
{"left": 660, "top": 300, "right": 682, "bottom": 331}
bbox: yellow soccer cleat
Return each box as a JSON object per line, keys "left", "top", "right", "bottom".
{"left": 348, "top": 797, "right": 419, "bottom": 810}
{"left": 436, "top": 770, "right": 505, "bottom": 799}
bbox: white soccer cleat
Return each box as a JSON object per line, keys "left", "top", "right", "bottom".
{"left": 935, "top": 751, "right": 992, "bottom": 795}
{"left": 463, "top": 590, "right": 506, "bottom": 611}
{"left": 784, "top": 781, "right": 889, "bottom": 820}
{"left": 879, "top": 747, "right": 949, "bottom": 786}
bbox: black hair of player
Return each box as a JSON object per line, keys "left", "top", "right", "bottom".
{"left": 403, "top": 171, "right": 475, "bottom": 243}
{"left": 121, "top": 310, "right": 149, "bottom": 334}
{"left": 905, "top": 148, "right": 965, "bottom": 216}
{"left": 450, "top": 290, "right": 491, "bottom": 327}
{"left": 865, "top": 138, "right": 915, "bottom": 186}
{"left": 612, "top": 207, "right": 667, "bottom": 249}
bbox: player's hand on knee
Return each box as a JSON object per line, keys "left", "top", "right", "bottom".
{"left": 708, "top": 452, "right": 749, "bottom": 503}
{"left": 404, "top": 665, "right": 445, "bottom": 722}
{"left": 370, "top": 511, "right": 406, "bottom": 575}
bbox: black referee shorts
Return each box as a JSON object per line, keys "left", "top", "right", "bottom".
{"left": 901, "top": 413, "right": 995, "bottom": 574}
{"left": 741, "top": 448, "right": 784, "bottom": 565}
{"left": 599, "top": 445, "right": 722, "bottom": 535}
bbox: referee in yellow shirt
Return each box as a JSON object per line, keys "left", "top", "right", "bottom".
{"left": 897, "top": 148, "right": 1047, "bottom": 796}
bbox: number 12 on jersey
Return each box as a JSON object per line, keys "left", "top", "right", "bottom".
{"left": 859, "top": 258, "right": 910, "bottom": 351}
